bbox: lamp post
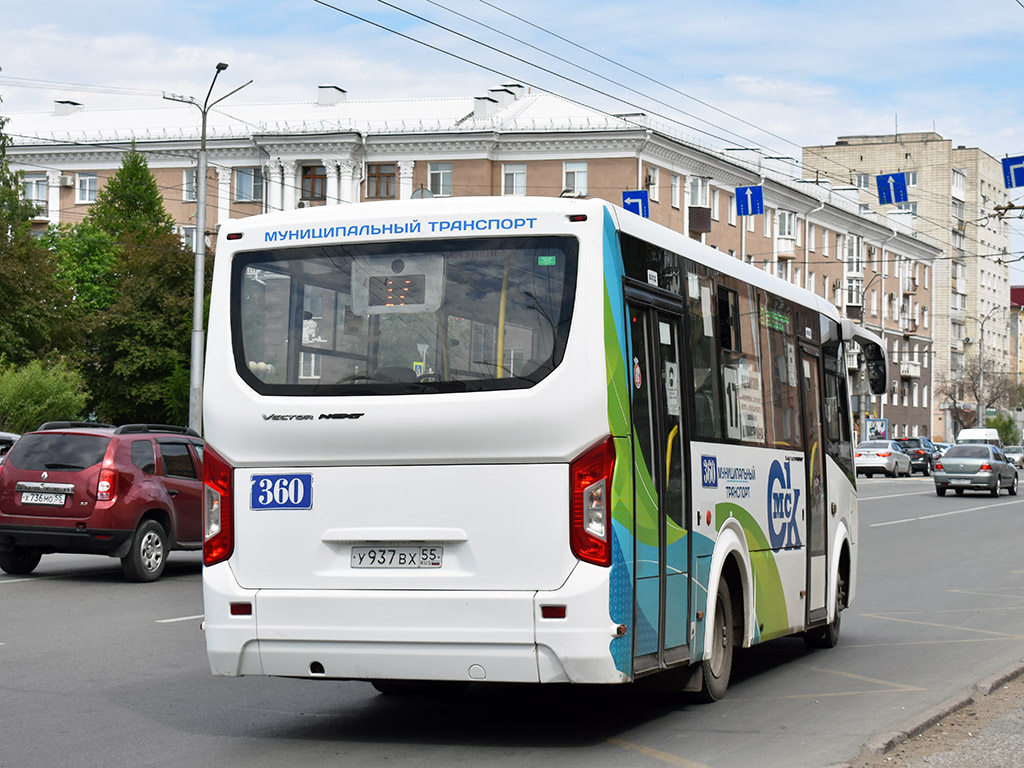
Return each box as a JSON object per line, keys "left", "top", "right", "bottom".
{"left": 164, "top": 65, "right": 252, "bottom": 434}
{"left": 975, "top": 306, "right": 1004, "bottom": 427}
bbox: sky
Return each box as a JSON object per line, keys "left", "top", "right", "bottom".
{"left": 2, "top": 0, "right": 1024, "bottom": 274}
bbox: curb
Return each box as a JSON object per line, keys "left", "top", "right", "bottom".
{"left": 974, "top": 660, "right": 1024, "bottom": 696}
{"left": 863, "top": 693, "right": 975, "bottom": 755}
{"left": 854, "top": 659, "right": 1024, "bottom": 759}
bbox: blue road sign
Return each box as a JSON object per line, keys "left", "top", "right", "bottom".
{"left": 1002, "top": 156, "right": 1024, "bottom": 189}
{"left": 876, "top": 173, "right": 909, "bottom": 205}
{"left": 735, "top": 185, "right": 764, "bottom": 216}
{"left": 622, "top": 190, "right": 649, "bottom": 218}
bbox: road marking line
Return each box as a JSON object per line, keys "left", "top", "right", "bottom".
{"left": 870, "top": 499, "right": 1021, "bottom": 527}
{"left": 156, "top": 614, "right": 204, "bottom": 624}
{"left": 803, "top": 666, "right": 926, "bottom": 691}
{"left": 862, "top": 613, "right": 1024, "bottom": 638}
{"left": 608, "top": 738, "right": 711, "bottom": 768}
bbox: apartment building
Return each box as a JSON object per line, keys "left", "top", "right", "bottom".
{"left": 802, "top": 133, "right": 1012, "bottom": 441}
{"left": 6, "top": 85, "right": 939, "bottom": 439}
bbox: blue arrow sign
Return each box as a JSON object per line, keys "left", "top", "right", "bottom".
{"left": 876, "top": 173, "right": 909, "bottom": 205}
{"left": 735, "top": 185, "right": 764, "bottom": 216}
{"left": 1002, "top": 156, "right": 1024, "bottom": 189}
{"left": 622, "top": 190, "right": 649, "bottom": 218}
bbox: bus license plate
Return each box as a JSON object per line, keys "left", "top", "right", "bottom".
{"left": 21, "top": 492, "right": 66, "bottom": 506}
{"left": 351, "top": 546, "right": 443, "bottom": 569}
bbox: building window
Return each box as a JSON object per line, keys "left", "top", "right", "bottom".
{"left": 688, "top": 176, "right": 708, "bottom": 207}
{"left": 502, "top": 163, "right": 526, "bottom": 196}
{"left": 76, "top": 173, "right": 97, "bottom": 204}
{"left": 777, "top": 210, "right": 796, "bottom": 238}
{"left": 821, "top": 229, "right": 829, "bottom": 258}
{"left": 905, "top": 171, "right": 918, "bottom": 187}
{"left": 728, "top": 194, "right": 736, "bottom": 226}
{"left": 856, "top": 173, "right": 871, "bottom": 189}
{"left": 365, "top": 163, "right": 395, "bottom": 199}
{"left": 764, "top": 209, "right": 772, "bottom": 237}
{"left": 183, "top": 169, "right": 197, "bottom": 202}
{"left": 428, "top": 162, "right": 452, "bottom": 197}
{"left": 235, "top": 167, "right": 263, "bottom": 202}
{"left": 671, "top": 174, "right": 680, "bottom": 209}
{"left": 711, "top": 190, "right": 720, "bottom": 221}
{"left": 952, "top": 168, "right": 965, "bottom": 197}
{"left": 845, "top": 235, "right": 863, "bottom": 271}
{"left": 563, "top": 161, "right": 587, "bottom": 196}
{"left": 647, "top": 167, "right": 660, "bottom": 202}
{"left": 301, "top": 165, "right": 328, "bottom": 200}
{"left": 895, "top": 201, "right": 918, "bottom": 216}
{"left": 22, "top": 173, "right": 47, "bottom": 216}
{"left": 747, "top": 215, "right": 755, "bottom": 233}
{"left": 178, "top": 225, "right": 197, "bottom": 252}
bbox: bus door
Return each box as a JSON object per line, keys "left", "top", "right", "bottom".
{"left": 799, "top": 344, "right": 828, "bottom": 623}
{"left": 626, "top": 288, "right": 689, "bottom": 674}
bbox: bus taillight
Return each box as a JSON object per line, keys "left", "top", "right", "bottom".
{"left": 570, "top": 437, "right": 616, "bottom": 567}
{"left": 203, "top": 445, "right": 235, "bottom": 567}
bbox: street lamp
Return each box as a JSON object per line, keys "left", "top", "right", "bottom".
{"left": 164, "top": 65, "right": 252, "bottom": 434}
{"left": 974, "top": 305, "right": 1005, "bottom": 427}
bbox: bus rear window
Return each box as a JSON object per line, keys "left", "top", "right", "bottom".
{"left": 231, "top": 236, "right": 578, "bottom": 395}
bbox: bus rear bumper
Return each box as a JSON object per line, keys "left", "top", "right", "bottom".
{"left": 202, "top": 561, "right": 627, "bottom": 684}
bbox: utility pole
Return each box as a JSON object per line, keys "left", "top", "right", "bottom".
{"left": 164, "top": 65, "right": 252, "bottom": 435}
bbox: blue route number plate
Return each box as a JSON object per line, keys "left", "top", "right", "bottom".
{"left": 250, "top": 474, "right": 313, "bottom": 510}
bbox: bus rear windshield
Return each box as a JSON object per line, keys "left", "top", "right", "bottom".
{"left": 231, "top": 236, "right": 579, "bottom": 395}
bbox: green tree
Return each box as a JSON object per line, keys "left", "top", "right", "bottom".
{"left": 0, "top": 115, "right": 76, "bottom": 364}
{"left": 86, "top": 146, "right": 175, "bottom": 243}
{"left": 987, "top": 412, "right": 1021, "bottom": 447}
{"left": 0, "top": 358, "right": 89, "bottom": 434}
{"left": 45, "top": 221, "right": 119, "bottom": 314}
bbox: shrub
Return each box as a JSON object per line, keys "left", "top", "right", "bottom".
{"left": 0, "top": 359, "right": 90, "bottom": 434}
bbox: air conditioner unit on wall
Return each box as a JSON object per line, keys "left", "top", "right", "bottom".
{"left": 60, "top": 175, "right": 74, "bottom": 187}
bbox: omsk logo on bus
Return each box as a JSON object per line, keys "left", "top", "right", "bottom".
{"left": 701, "top": 455, "right": 718, "bottom": 488}
{"left": 766, "top": 460, "right": 802, "bottom": 549}
{"left": 250, "top": 473, "right": 313, "bottom": 510}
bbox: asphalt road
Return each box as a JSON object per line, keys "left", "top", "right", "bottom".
{"left": 1, "top": 473, "right": 1022, "bottom": 768}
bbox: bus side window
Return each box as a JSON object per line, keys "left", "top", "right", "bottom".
{"left": 686, "top": 267, "right": 722, "bottom": 442}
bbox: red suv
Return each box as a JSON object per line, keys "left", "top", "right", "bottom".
{"left": 0, "top": 422, "right": 204, "bottom": 582}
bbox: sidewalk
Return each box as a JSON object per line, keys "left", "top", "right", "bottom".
{"left": 838, "top": 660, "right": 1024, "bottom": 768}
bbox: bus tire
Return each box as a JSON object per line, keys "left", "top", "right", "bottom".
{"left": 696, "top": 580, "right": 734, "bottom": 702}
{"left": 804, "top": 575, "right": 844, "bottom": 649}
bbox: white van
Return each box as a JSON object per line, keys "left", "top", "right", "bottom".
{"left": 956, "top": 428, "right": 1002, "bottom": 447}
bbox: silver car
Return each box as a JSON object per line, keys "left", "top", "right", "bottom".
{"left": 1003, "top": 445, "right": 1024, "bottom": 468}
{"left": 855, "top": 440, "right": 912, "bottom": 478}
{"left": 933, "top": 444, "right": 1018, "bottom": 497}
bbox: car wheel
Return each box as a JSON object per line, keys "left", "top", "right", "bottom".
{"left": 0, "top": 546, "right": 43, "bottom": 575}
{"left": 121, "top": 520, "right": 168, "bottom": 583}
{"left": 696, "top": 579, "right": 735, "bottom": 702}
{"left": 922, "top": 463, "right": 930, "bottom": 477}
{"left": 805, "top": 574, "right": 845, "bottom": 649}
{"left": 991, "top": 483, "right": 1000, "bottom": 497}
{"left": 1010, "top": 474, "right": 1019, "bottom": 497}
{"left": 936, "top": 487, "right": 946, "bottom": 497}
{"left": 886, "top": 467, "right": 896, "bottom": 478}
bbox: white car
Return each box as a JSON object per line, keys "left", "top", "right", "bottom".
{"left": 855, "top": 440, "right": 912, "bottom": 478}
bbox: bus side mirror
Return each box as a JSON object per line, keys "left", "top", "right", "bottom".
{"left": 863, "top": 341, "right": 887, "bottom": 396}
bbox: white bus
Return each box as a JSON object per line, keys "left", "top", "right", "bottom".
{"left": 201, "top": 196, "right": 887, "bottom": 700}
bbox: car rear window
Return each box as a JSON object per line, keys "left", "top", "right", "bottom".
{"left": 896, "top": 439, "right": 921, "bottom": 448}
{"left": 6, "top": 433, "right": 111, "bottom": 471}
{"left": 858, "top": 441, "right": 889, "bottom": 449}
{"left": 943, "top": 446, "right": 989, "bottom": 459}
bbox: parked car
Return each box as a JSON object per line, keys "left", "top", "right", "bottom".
{"left": 933, "top": 444, "right": 1018, "bottom": 497}
{"left": 1003, "top": 445, "right": 1024, "bottom": 468}
{"left": 892, "top": 436, "right": 940, "bottom": 476}
{"left": 0, "top": 422, "right": 203, "bottom": 581}
{"left": 855, "top": 440, "right": 912, "bottom": 478}
{"left": 0, "top": 431, "right": 19, "bottom": 460}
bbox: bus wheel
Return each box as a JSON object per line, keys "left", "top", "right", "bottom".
{"left": 805, "top": 575, "right": 845, "bottom": 649}
{"left": 697, "top": 580, "right": 734, "bottom": 702}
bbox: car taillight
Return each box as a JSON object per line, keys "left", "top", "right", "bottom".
{"left": 854, "top": 452, "right": 862, "bottom": 457}
{"left": 877, "top": 452, "right": 891, "bottom": 457}
{"left": 96, "top": 460, "right": 117, "bottom": 501}
{"left": 979, "top": 463, "right": 993, "bottom": 471}
{"left": 203, "top": 445, "right": 234, "bottom": 567}
{"left": 569, "top": 436, "right": 616, "bottom": 567}
{"left": 935, "top": 462, "right": 943, "bottom": 471}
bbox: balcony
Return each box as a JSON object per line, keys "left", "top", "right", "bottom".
{"left": 900, "top": 360, "right": 922, "bottom": 379}
{"left": 901, "top": 277, "right": 918, "bottom": 294}
{"left": 846, "top": 350, "right": 860, "bottom": 370}
{"left": 902, "top": 320, "right": 918, "bottom": 336}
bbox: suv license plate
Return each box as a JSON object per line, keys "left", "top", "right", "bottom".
{"left": 21, "top": 492, "right": 66, "bottom": 506}
{"left": 351, "top": 546, "right": 443, "bottom": 569}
